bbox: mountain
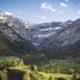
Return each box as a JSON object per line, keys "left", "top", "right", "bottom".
{"left": 0, "top": 10, "right": 80, "bottom": 63}
{"left": 35, "top": 19, "right": 80, "bottom": 59}
{"left": 25, "top": 20, "right": 73, "bottom": 45}
{"left": 0, "top": 10, "right": 80, "bottom": 80}
{"left": 0, "top": 10, "right": 35, "bottom": 56}
{"left": 24, "top": 19, "right": 80, "bottom": 60}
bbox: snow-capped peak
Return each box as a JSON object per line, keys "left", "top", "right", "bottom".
{"left": 5, "top": 11, "right": 13, "bottom": 16}
{"left": 0, "top": 10, "right": 13, "bottom": 16}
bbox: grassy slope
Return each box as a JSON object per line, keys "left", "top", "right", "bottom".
{"left": 0, "top": 56, "right": 80, "bottom": 80}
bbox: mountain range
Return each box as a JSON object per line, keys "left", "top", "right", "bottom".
{"left": 0, "top": 10, "right": 80, "bottom": 63}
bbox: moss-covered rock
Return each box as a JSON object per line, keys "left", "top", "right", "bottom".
{"left": 7, "top": 68, "right": 31, "bottom": 80}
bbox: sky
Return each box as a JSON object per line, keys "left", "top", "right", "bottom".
{"left": 0, "top": 0, "right": 80, "bottom": 23}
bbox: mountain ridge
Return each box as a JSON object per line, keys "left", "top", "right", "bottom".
{"left": 0, "top": 11, "right": 36, "bottom": 56}
{"left": 0, "top": 10, "right": 80, "bottom": 62}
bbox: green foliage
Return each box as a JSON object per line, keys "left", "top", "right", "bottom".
{"left": 0, "top": 71, "right": 7, "bottom": 80}
{"left": 49, "top": 76, "right": 53, "bottom": 80}
{"left": 23, "top": 71, "right": 30, "bottom": 80}
{"left": 39, "top": 60, "right": 80, "bottom": 74}
{"left": 30, "top": 71, "right": 48, "bottom": 80}
{"left": 0, "top": 57, "right": 80, "bottom": 80}
{"left": 0, "top": 56, "right": 22, "bottom": 67}
{"left": 31, "top": 65, "right": 38, "bottom": 71}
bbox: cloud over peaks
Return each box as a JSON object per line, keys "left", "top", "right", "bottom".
{"left": 5, "top": 11, "right": 13, "bottom": 15}
{"left": 41, "top": 3, "right": 56, "bottom": 12}
{"left": 65, "top": 0, "right": 69, "bottom": 2}
{"left": 60, "top": 2, "right": 67, "bottom": 7}
{"left": 78, "top": 10, "right": 80, "bottom": 14}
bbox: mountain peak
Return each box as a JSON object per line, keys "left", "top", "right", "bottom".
{"left": 0, "top": 10, "right": 13, "bottom": 16}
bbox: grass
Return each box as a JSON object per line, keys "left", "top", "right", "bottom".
{"left": 9, "top": 65, "right": 77, "bottom": 80}
{"left": 0, "top": 56, "right": 80, "bottom": 80}
{"left": 39, "top": 72, "right": 80, "bottom": 80}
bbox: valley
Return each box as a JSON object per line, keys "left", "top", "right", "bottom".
{"left": 0, "top": 10, "right": 80, "bottom": 80}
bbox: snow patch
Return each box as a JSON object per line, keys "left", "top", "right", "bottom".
{"left": 33, "top": 43, "right": 39, "bottom": 46}
{"left": 0, "top": 16, "right": 4, "bottom": 19}
{"left": 54, "top": 27, "right": 61, "bottom": 30}
{"left": 38, "top": 32, "right": 55, "bottom": 38}
{"left": 40, "top": 27, "right": 61, "bottom": 31}
{"left": 40, "top": 28, "right": 54, "bottom": 31}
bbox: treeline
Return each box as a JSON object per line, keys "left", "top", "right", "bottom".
{"left": 39, "top": 60, "right": 80, "bottom": 74}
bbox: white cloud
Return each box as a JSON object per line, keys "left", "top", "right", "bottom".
{"left": 41, "top": 3, "right": 56, "bottom": 12}
{"left": 32, "top": 15, "right": 46, "bottom": 19}
{"left": 5, "top": 11, "right": 13, "bottom": 15}
{"left": 78, "top": 10, "right": 80, "bottom": 14}
{"left": 32, "top": 15, "right": 39, "bottom": 18}
{"left": 65, "top": 0, "right": 69, "bottom": 2}
{"left": 41, "top": 16, "right": 46, "bottom": 19}
{"left": 60, "top": 2, "right": 67, "bottom": 7}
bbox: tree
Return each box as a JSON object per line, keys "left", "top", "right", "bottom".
{"left": 31, "top": 65, "right": 38, "bottom": 71}
{"left": 69, "top": 68, "right": 74, "bottom": 74}
{"left": 49, "top": 76, "right": 53, "bottom": 80}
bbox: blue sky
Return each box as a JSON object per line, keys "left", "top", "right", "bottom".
{"left": 0, "top": 0, "right": 80, "bottom": 23}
